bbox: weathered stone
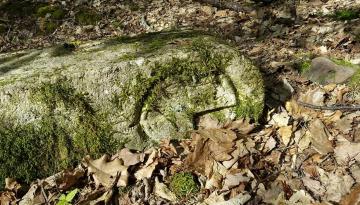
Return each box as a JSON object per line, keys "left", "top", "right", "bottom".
{"left": 0, "top": 31, "right": 264, "bottom": 183}
{"left": 304, "top": 57, "right": 356, "bottom": 85}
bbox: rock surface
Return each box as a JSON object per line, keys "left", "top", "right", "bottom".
{"left": 0, "top": 31, "right": 264, "bottom": 182}
{"left": 305, "top": 57, "right": 356, "bottom": 85}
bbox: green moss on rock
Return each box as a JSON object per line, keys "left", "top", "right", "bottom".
{"left": 0, "top": 80, "right": 119, "bottom": 187}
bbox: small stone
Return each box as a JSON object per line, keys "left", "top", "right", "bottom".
{"left": 304, "top": 57, "right": 356, "bottom": 85}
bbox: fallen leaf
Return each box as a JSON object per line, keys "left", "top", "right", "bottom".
{"left": 340, "top": 184, "right": 360, "bottom": 205}
{"left": 269, "top": 111, "right": 290, "bottom": 127}
{"left": 154, "top": 177, "right": 177, "bottom": 202}
{"left": 83, "top": 155, "right": 128, "bottom": 188}
{"left": 317, "top": 167, "right": 354, "bottom": 203}
{"left": 302, "top": 177, "right": 325, "bottom": 197}
{"left": 309, "top": 119, "right": 333, "bottom": 155}
{"left": 0, "top": 191, "right": 16, "bottom": 205}
{"left": 334, "top": 112, "right": 359, "bottom": 135}
{"left": 197, "top": 191, "right": 226, "bottom": 205}
{"left": 223, "top": 118, "right": 255, "bottom": 134}
{"left": 5, "top": 178, "right": 21, "bottom": 193}
{"left": 198, "top": 114, "right": 222, "bottom": 129}
{"left": 134, "top": 149, "right": 159, "bottom": 180}
{"left": 214, "top": 193, "right": 251, "bottom": 205}
{"left": 335, "top": 138, "right": 360, "bottom": 165}
{"left": 117, "top": 148, "right": 145, "bottom": 166}
{"left": 278, "top": 125, "right": 293, "bottom": 145}
{"left": 223, "top": 169, "right": 250, "bottom": 190}
{"left": 288, "top": 190, "right": 314, "bottom": 204}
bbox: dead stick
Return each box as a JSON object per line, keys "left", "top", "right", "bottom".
{"left": 297, "top": 101, "right": 360, "bottom": 111}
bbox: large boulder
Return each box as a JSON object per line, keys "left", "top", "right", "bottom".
{"left": 0, "top": 31, "right": 264, "bottom": 184}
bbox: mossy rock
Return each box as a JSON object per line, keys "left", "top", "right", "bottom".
{"left": 0, "top": 30, "right": 264, "bottom": 186}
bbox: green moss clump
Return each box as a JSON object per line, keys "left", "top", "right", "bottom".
{"left": 332, "top": 9, "right": 360, "bottom": 21}
{"left": 170, "top": 172, "right": 199, "bottom": 198}
{"left": 75, "top": 8, "right": 100, "bottom": 25}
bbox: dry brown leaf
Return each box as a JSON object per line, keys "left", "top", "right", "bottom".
{"left": 223, "top": 118, "right": 255, "bottom": 134}
{"left": 83, "top": 155, "right": 128, "bottom": 188}
{"left": 0, "top": 191, "right": 16, "bottom": 205}
{"left": 223, "top": 169, "right": 250, "bottom": 190}
{"left": 309, "top": 119, "right": 333, "bottom": 155}
{"left": 299, "top": 87, "right": 326, "bottom": 106}
{"left": 154, "top": 177, "right": 177, "bottom": 202}
{"left": 293, "top": 129, "right": 309, "bottom": 152}
{"left": 302, "top": 177, "right": 325, "bottom": 197}
{"left": 185, "top": 133, "right": 210, "bottom": 174}
{"left": 198, "top": 114, "right": 222, "bottom": 129}
{"left": 40, "top": 165, "right": 85, "bottom": 190}
{"left": 335, "top": 138, "right": 360, "bottom": 165}
{"left": 316, "top": 167, "right": 354, "bottom": 203}
{"left": 197, "top": 129, "right": 237, "bottom": 144}
{"left": 269, "top": 111, "right": 290, "bottom": 127}
{"left": 214, "top": 193, "right": 251, "bottom": 205}
{"left": 117, "top": 148, "right": 145, "bottom": 166}
{"left": 288, "top": 190, "right": 314, "bottom": 204}
{"left": 223, "top": 140, "right": 249, "bottom": 169}
{"left": 19, "top": 184, "right": 45, "bottom": 205}
{"left": 205, "top": 161, "right": 227, "bottom": 189}
{"left": 160, "top": 139, "right": 178, "bottom": 156}
{"left": 197, "top": 191, "right": 227, "bottom": 205}
{"left": 340, "top": 184, "right": 360, "bottom": 205}
{"left": 334, "top": 112, "right": 359, "bottom": 135}
{"left": 134, "top": 149, "right": 159, "bottom": 180}
{"left": 278, "top": 125, "right": 293, "bottom": 145}
{"left": 5, "top": 178, "right": 21, "bottom": 193}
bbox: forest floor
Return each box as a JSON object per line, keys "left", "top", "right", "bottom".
{"left": 1, "top": 0, "right": 360, "bottom": 204}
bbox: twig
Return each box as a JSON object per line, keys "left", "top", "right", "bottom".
{"left": 297, "top": 101, "right": 360, "bottom": 111}
{"left": 194, "top": 0, "right": 250, "bottom": 12}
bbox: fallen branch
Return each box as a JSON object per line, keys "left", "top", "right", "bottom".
{"left": 297, "top": 101, "right": 360, "bottom": 111}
